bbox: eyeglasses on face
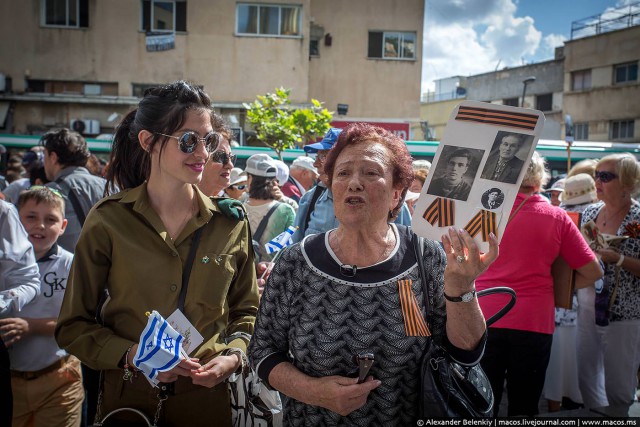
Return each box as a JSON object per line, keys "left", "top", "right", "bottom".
{"left": 230, "top": 184, "right": 246, "bottom": 191}
{"left": 210, "top": 151, "right": 237, "bottom": 165}
{"left": 594, "top": 170, "right": 618, "bottom": 183}
{"left": 156, "top": 131, "right": 220, "bottom": 154}
{"left": 28, "top": 185, "right": 63, "bottom": 198}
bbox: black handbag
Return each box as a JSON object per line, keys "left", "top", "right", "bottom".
{"left": 413, "top": 235, "right": 516, "bottom": 418}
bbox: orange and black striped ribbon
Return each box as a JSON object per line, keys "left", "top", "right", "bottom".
{"left": 456, "top": 105, "right": 538, "bottom": 131}
{"left": 464, "top": 210, "right": 498, "bottom": 242}
{"left": 422, "top": 197, "right": 455, "bottom": 227}
{"left": 398, "top": 279, "right": 431, "bottom": 337}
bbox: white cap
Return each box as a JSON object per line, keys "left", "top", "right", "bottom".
{"left": 229, "top": 168, "right": 247, "bottom": 186}
{"left": 244, "top": 154, "right": 277, "bottom": 178}
{"left": 291, "top": 156, "right": 318, "bottom": 174}
{"left": 273, "top": 160, "right": 290, "bottom": 186}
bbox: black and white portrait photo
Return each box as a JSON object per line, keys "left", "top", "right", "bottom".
{"left": 480, "top": 131, "right": 534, "bottom": 184}
{"left": 481, "top": 188, "right": 505, "bottom": 210}
{"left": 427, "top": 146, "right": 484, "bottom": 201}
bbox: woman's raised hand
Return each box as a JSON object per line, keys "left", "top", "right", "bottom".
{"left": 441, "top": 227, "right": 499, "bottom": 291}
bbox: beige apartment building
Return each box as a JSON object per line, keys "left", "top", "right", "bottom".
{"left": 563, "top": 24, "right": 640, "bottom": 143}
{"left": 0, "top": 0, "right": 423, "bottom": 142}
{"left": 419, "top": 5, "right": 639, "bottom": 145}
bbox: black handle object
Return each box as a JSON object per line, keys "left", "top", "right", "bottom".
{"left": 478, "top": 287, "right": 517, "bottom": 327}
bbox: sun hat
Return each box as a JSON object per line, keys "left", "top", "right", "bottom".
{"left": 229, "top": 167, "right": 247, "bottom": 186}
{"left": 303, "top": 128, "right": 342, "bottom": 153}
{"left": 560, "top": 173, "right": 597, "bottom": 206}
{"left": 244, "top": 154, "right": 277, "bottom": 178}
{"left": 547, "top": 178, "right": 566, "bottom": 192}
{"left": 273, "top": 160, "right": 290, "bottom": 186}
{"left": 291, "top": 156, "right": 318, "bottom": 174}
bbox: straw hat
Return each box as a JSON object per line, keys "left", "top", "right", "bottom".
{"left": 560, "top": 173, "right": 597, "bottom": 206}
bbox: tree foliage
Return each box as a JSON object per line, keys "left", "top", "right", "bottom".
{"left": 243, "top": 87, "right": 333, "bottom": 159}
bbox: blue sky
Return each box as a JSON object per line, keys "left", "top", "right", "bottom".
{"left": 421, "top": 0, "right": 635, "bottom": 93}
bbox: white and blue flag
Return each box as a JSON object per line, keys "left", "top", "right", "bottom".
{"left": 264, "top": 226, "right": 298, "bottom": 255}
{"left": 133, "top": 310, "right": 185, "bottom": 386}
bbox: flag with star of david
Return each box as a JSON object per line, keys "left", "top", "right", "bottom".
{"left": 133, "top": 310, "right": 185, "bottom": 386}
{"left": 265, "top": 226, "right": 298, "bottom": 255}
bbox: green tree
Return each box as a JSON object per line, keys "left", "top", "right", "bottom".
{"left": 243, "top": 87, "right": 333, "bottom": 159}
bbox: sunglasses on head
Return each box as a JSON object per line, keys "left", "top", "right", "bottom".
{"left": 28, "top": 185, "right": 63, "bottom": 198}
{"left": 210, "top": 151, "right": 237, "bottom": 165}
{"left": 595, "top": 170, "right": 618, "bottom": 183}
{"left": 156, "top": 131, "right": 220, "bottom": 154}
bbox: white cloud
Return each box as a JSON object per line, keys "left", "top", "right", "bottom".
{"left": 422, "top": 0, "right": 543, "bottom": 94}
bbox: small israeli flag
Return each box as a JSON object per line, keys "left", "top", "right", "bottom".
{"left": 265, "top": 226, "right": 298, "bottom": 254}
{"left": 133, "top": 310, "right": 184, "bottom": 386}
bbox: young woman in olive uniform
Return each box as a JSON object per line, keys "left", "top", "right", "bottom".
{"left": 55, "top": 81, "right": 259, "bottom": 426}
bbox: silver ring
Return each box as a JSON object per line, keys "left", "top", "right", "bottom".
{"left": 456, "top": 255, "right": 465, "bottom": 263}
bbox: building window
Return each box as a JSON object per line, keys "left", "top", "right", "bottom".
{"left": 572, "top": 70, "right": 591, "bottom": 91}
{"left": 575, "top": 123, "right": 589, "bottom": 140}
{"left": 536, "top": 93, "right": 553, "bottom": 111}
{"left": 236, "top": 4, "right": 301, "bottom": 37}
{"left": 26, "top": 79, "right": 118, "bottom": 96}
{"left": 132, "top": 83, "right": 161, "bottom": 97}
{"left": 142, "top": 0, "right": 186, "bottom": 32}
{"left": 309, "top": 40, "right": 319, "bottom": 56}
{"left": 610, "top": 120, "right": 635, "bottom": 140}
{"left": 368, "top": 31, "right": 416, "bottom": 60}
{"left": 41, "top": 0, "right": 89, "bottom": 28}
{"left": 503, "top": 98, "right": 519, "bottom": 107}
{"left": 614, "top": 62, "right": 638, "bottom": 84}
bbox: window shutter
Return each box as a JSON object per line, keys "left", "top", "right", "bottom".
{"left": 368, "top": 31, "right": 383, "bottom": 58}
{"left": 142, "top": 0, "right": 151, "bottom": 32}
{"left": 79, "top": 0, "right": 89, "bottom": 27}
{"left": 176, "top": 1, "right": 187, "bottom": 32}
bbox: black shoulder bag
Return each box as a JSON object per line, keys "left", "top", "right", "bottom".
{"left": 413, "top": 235, "right": 516, "bottom": 418}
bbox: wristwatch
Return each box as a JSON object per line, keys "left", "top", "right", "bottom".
{"left": 444, "top": 288, "right": 476, "bottom": 303}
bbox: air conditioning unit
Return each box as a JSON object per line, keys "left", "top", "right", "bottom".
{"left": 69, "top": 119, "right": 101, "bottom": 135}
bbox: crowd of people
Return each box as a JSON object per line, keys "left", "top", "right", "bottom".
{"left": 0, "top": 80, "right": 639, "bottom": 426}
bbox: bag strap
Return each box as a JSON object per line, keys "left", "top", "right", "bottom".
{"left": 178, "top": 226, "right": 205, "bottom": 312}
{"left": 507, "top": 194, "right": 533, "bottom": 224}
{"left": 54, "top": 177, "right": 88, "bottom": 226}
{"left": 304, "top": 185, "right": 327, "bottom": 231}
{"left": 412, "top": 234, "right": 516, "bottom": 332}
{"left": 253, "top": 202, "right": 280, "bottom": 244}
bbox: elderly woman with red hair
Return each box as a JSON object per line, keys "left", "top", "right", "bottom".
{"left": 248, "top": 123, "right": 499, "bottom": 425}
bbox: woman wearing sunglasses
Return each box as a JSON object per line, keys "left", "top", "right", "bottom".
{"left": 577, "top": 153, "right": 640, "bottom": 416}
{"left": 199, "top": 136, "right": 238, "bottom": 197}
{"left": 55, "top": 81, "right": 259, "bottom": 426}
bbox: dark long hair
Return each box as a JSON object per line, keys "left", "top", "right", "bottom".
{"left": 104, "top": 81, "right": 227, "bottom": 195}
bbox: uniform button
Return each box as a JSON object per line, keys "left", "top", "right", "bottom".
{"left": 170, "top": 251, "right": 178, "bottom": 257}
{"left": 170, "top": 284, "right": 177, "bottom": 292}
{"left": 216, "top": 256, "right": 223, "bottom": 263}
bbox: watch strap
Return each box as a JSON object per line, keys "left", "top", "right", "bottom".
{"left": 444, "top": 288, "right": 476, "bottom": 303}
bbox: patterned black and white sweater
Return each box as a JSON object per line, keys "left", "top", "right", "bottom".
{"left": 248, "top": 225, "right": 484, "bottom": 426}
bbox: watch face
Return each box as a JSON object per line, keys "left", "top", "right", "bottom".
{"left": 461, "top": 292, "right": 474, "bottom": 302}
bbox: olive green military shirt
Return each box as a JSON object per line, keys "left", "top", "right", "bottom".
{"left": 55, "top": 183, "right": 259, "bottom": 370}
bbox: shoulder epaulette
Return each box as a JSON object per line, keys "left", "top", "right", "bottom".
{"left": 92, "top": 189, "right": 129, "bottom": 209}
{"left": 215, "top": 197, "right": 246, "bottom": 221}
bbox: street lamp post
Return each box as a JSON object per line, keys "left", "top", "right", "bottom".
{"left": 521, "top": 76, "right": 536, "bottom": 108}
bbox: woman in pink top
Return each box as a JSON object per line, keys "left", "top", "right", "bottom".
{"left": 476, "top": 152, "right": 603, "bottom": 416}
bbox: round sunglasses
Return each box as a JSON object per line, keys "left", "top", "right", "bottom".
{"left": 156, "top": 131, "right": 220, "bottom": 154}
{"left": 594, "top": 170, "right": 618, "bottom": 183}
{"left": 210, "top": 151, "right": 237, "bottom": 165}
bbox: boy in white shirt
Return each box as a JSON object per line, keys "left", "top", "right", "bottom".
{"left": 4, "top": 187, "right": 83, "bottom": 427}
